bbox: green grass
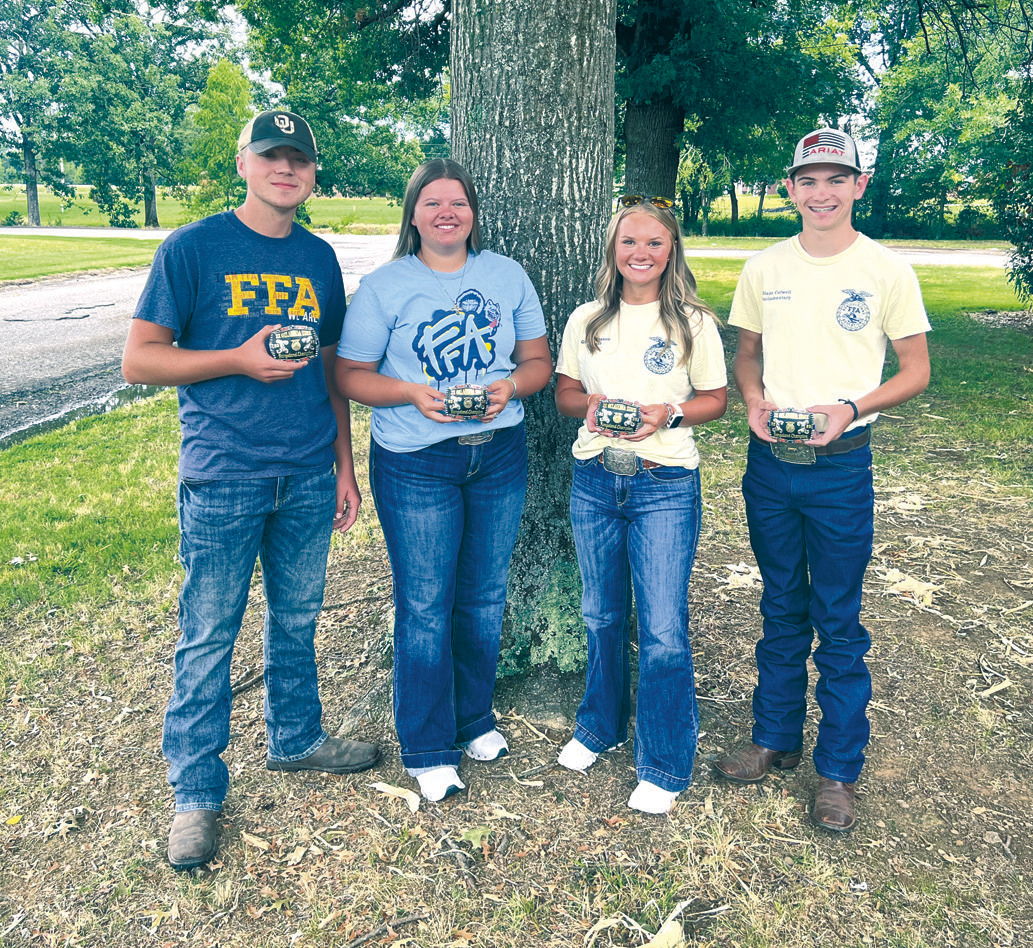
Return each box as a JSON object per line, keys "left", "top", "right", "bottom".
{"left": 0, "top": 235, "right": 162, "bottom": 280}
{"left": 306, "top": 195, "right": 401, "bottom": 229}
{"left": 0, "top": 393, "right": 181, "bottom": 618}
{"left": 0, "top": 184, "right": 187, "bottom": 228}
{"left": 0, "top": 184, "right": 402, "bottom": 231}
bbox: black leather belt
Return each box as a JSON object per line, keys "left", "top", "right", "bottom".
{"left": 751, "top": 426, "right": 870, "bottom": 456}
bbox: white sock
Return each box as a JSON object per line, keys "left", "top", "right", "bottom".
{"left": 415, "top": 766, "right": 465, "bottom": 802}
{"left": 462, "top": 729, "right": 509, "bottom": 762}
{"left": 627, "top": 780, "right": 679, "bottom": 814}
{"left": 557, "top": 738, "right": 601, "bottom": 773}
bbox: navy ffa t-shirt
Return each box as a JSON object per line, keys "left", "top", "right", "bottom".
{"left": 133, "top": 211, "right": 346, "bottom": 479}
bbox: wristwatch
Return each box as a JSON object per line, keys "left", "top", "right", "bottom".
{"left": 665, "top": 403, "right": 684, "bottom": 428}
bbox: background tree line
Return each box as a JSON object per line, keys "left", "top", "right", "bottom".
{"left": 3, "top": 0, "right": 1032, "bottom": 244}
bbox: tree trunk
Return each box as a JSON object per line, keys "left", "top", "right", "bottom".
{"left": 756, "top": 184, "right": 767, "bottom": 220}
{"left": 22, "top": 134, "right": 41, "bottom": 226}
{"left": 144, "top": 171, "right": 159, "bottom": 227}
{"left": 622, "top": 98, "right": 683, "bottom": 199}
{"left": 452, "top": 0, "right": 616, "bottom": 672}
{"left": 866, "top": 125, "right": 895, "bottom": 238}
{"left": 728, "top": 185, "right": 738, "bottom": 227}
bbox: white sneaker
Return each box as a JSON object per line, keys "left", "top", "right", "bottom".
{"left": 627, "top": 780, "right": 678, "bottom": 814}
{"left": 462, "top": 729, "right": 509, "bottom": 762}
{"left": 557, "top": 738, "right": 601, "bottom": 773}
{"left": 415, "top": 766, "right": 465, "bottom": 802}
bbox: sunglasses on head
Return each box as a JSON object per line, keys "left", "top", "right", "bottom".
{"left": 619, "top": 194, "right": 675, "bottom": 210}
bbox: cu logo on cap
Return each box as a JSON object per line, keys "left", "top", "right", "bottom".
{"left": 274, "top": 114, "right": 295, "bottom": 134}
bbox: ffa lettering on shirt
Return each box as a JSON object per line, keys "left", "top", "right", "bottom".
{"left": 224, "top": 273, "right": 321, "bottom": 320}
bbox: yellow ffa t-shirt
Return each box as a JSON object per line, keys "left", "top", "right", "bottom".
{"left": 556, "top": 300, "right": 727, "bottom": 469}
{"left": 729, "top": 234, "right": 931, "bottom": 427}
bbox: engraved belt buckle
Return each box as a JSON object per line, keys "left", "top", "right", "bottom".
{"left": 601, "top": 446, "right": 639, "bottom": 475}
{"left": 458, "top": 431, "right": 494, "bottom": 446}
{"left": 770, "top": 442, "right": 816, "bottom": 465}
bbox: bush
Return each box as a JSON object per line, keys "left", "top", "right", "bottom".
{"left": 686, "top": 215, "right": 799, "bottom": 238}
{"left": 3, "top": 211, "right": 25, "bottom": 227}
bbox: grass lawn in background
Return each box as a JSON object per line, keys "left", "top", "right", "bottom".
{"left": 0, "top": 263, "right": 1029, "bottom": 947}
{"left": 0, "top": 235, "right": 162, "bottom": 281}
{"left": 0, "top": 185, "right": 187, "bottom": 229}
{"left": 0, "top": 185, "right": 403, "bottom": 232}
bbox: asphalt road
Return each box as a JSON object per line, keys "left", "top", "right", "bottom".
{"left": 0, "top": 234, "right": 396, "bottom": 446}
{"left": 0, "top": 229, "right": 1008, "bottom": 446}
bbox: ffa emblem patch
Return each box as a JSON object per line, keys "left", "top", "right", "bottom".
{"left": 643, "top": 336, "right": 675, "bottom": 374}
{"left": 836, "top": 289, "right": 872, "bottom": 331}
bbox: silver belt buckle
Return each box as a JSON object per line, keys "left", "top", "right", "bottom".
{"left": 458, "top": 430, "right": 494, "bottom": 446}
{"left": 601, "top": 445, "right": 638, "bottom": 475}
{"left": 771, "top": 441, "right": 816, "bottom": 465}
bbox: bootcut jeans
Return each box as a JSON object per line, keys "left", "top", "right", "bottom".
{"left": 370, "top": 423, "right": 527, "bottom": 772}
{"left": 569, "top": 454, "right": 702, "bottom": 793}
{"left": 164, "top": 467, "right": 335, "bottom": 812}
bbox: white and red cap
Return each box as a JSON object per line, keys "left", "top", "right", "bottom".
{"left": 787, "top": 128, "right": 863, "bottom": 176}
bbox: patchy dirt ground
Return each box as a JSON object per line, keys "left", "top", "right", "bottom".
{"left": 1, "top": 406, "right": 1031, "bottom": 947}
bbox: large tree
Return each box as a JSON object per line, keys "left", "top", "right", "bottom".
{"left": 451, "top": 0, "right": 617, "bottom": 671}
{"left": 618, "top": 0, "right": 857, "bottom": 200}
{"left": 240, "top": 0, "right": 445, "bottom": 199}
{"left": 844, "top": 0, "right": 1030, "bottom": 236}
{"left": 0, "top": 0, "right": 90, "bottom": 224}
{"left": 175, "top": 58, "right": 255, "bottom": 220}
{"left": 62, "top": 11, "right": 219, "bottom": 227}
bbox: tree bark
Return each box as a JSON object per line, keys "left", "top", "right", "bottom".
{"left": 866, "top": 125, "right": 895, "bottom": 238}
{"left": 622, "top": 99, "right": 683, "bottom": 200}
{"left": 756, "top": 184, "right": 767, "bottom": 220}
{"left": 451, "top": 0, "right": 616, "bottom": 671}
{"left": 144, "top": 171, "right": 159, "bottom": 228}
{"left": 21, "top": 133, "right": 41, "bottom": 226}
{"left": 728, "top": 185, "right": 738, "bottom": 226}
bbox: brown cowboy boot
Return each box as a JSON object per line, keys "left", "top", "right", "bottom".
{"left": 713, "top": 742, "right": 803, "bottom": 784}
{"left": 811, "top": 777, "right": 857, "bottom": 832}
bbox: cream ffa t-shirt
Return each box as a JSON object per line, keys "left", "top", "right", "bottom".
{"left": 556, "top": 299, "right": 727, "bottom": 469}
{"left": 728, "top": 234, "right": 931, "bottom": 427}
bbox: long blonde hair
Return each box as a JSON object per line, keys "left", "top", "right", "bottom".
{"left": 584, "top": 203, "right": 717, "bottom": 367}
{"left": 393, "top": 158, "right": 483, "bottom": 260}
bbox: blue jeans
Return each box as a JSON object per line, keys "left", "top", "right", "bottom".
{"left": 370, "top": 424, "right": 527, "bottom": 772}
{"left": 569, "top": 455, "right": 702, "bottom": 793}
{"left": 742, "top": 436, "right": 875, "bottom": 783}
{"left": 164, "top": 467, "right": 335, "bottom": 811}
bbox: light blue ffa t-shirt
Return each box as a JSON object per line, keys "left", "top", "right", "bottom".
{"left": 133, "top": 211, "right": 346, "bottom": 478}
{"left": 338, "top": 250, "right": 546, "bottom": 452}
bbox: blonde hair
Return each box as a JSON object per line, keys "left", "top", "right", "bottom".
{"left": 394, "top": 158, "right": 482, "bottom": 259}
{"left": 584, "top": 203, "right": 718, "bottom": 367}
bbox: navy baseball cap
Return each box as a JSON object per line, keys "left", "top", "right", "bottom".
{"left": 237, "top": 110, "right": 317, "bottom": 162}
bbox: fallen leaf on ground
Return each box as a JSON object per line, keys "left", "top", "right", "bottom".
{"left": 241, "top": 832, "right": 271, "bottom": 851}
{"left": 716, "top": 563, "right": 762, "bottom": 589}
{"left": 370, "top": 782, "right": 420, "bottom": 813}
